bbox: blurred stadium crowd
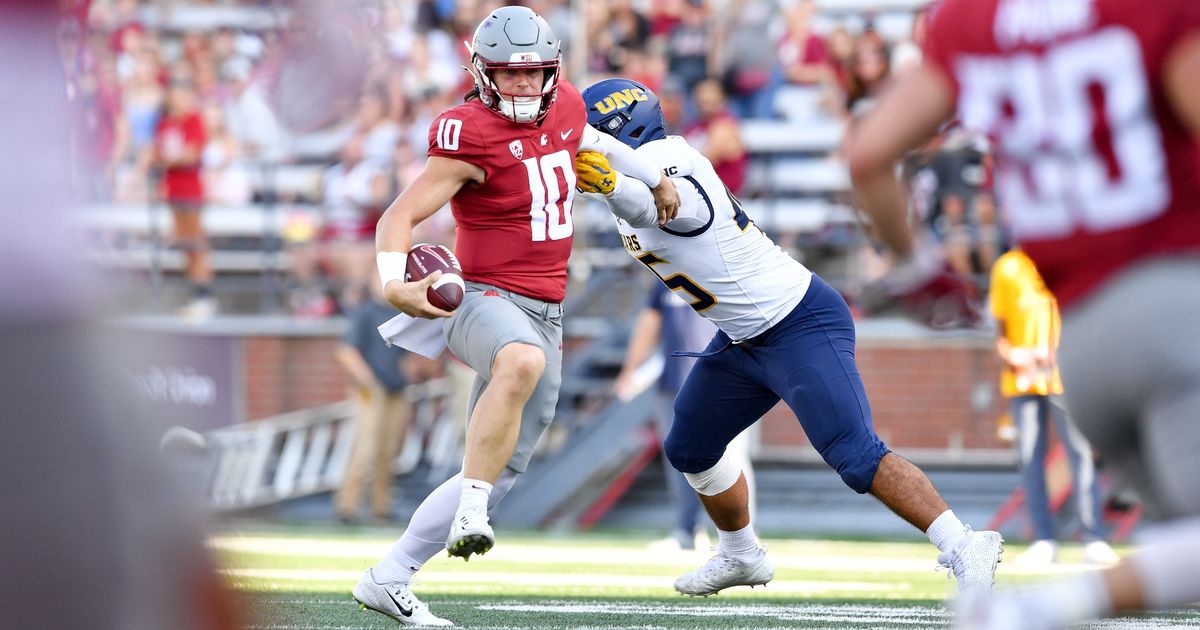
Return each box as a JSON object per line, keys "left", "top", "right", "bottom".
{"left": 65, "top": 0, "right": 1004, "bottom": 317}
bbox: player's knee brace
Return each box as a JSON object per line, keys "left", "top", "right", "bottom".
{"left": 820, "top": 440, "right": 886, "bottom": 494}
{"left": 683, "top": 449, "right": 742, "bottom": 497}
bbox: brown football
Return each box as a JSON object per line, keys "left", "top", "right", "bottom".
{"left": 406, "top": 243, "right": 465, "bottom": 311}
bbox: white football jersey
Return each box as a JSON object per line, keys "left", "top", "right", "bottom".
{"left": 608, "top": 136, "right": 813, "bottom": 341}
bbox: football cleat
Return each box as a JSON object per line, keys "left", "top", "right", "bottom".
{"left": 1015, "top": 539, "right": 1057, "bottom": 566}
{"left": 860, "top": 246, "right": 982, "bottom": 330}
{"left": 1082, "top": 540, "right": 1120, "bottom": 565}
{"left": 674, "top": 550, "right": 775, "bottom": 596}
{"left": 446, "top": 506, "right": 495, "bottom": 560}
{"left": 352, "top": 569, "right": 452, "bottom": 626}
{"left": 938, "top": 528, "right": 1004, "bottom": 594}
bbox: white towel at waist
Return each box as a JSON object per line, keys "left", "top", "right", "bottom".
{"left": 377, "top": 313, "right": 447, "bottom": 360}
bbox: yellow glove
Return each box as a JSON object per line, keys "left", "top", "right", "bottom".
{"left": 574, "top": 150, "right": 617, "bottom": 195}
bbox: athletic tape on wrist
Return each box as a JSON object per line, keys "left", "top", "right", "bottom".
{"left": 377, "top": 251, "right": 408, "bottom": 291}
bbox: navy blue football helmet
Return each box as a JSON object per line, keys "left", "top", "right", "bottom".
{"left": 581, "top": 78, "right": 667, "bottom": 149}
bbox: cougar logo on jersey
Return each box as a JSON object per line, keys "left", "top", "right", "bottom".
{"left": 509, "top": 140, "right": 523, "bottom": 160}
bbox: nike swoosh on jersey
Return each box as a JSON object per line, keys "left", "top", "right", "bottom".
{"left": 560, "top": 129, "right": 573, "bottom": 140}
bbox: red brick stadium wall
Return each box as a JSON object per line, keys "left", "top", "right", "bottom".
{"left": 240, "top": 332, "right": 1009, "bottom": 457}
{"left": 756, "top": 337, "right": 1009, "bottom": 460}
{"left": 243, "top": 337, "right": 347, "bottom": 420}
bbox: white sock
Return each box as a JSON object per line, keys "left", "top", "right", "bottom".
{"left": 926, "top": 510, "right": 968, "bottom": 554}
{"left": 459, "top": 478, "right": 493, "bottom": 513}
{"left": 374, "top": 473, "right": 466, "bottom": 584}
{"left": 717, "top": 524, "right": 760, "bottom": 561}
{"left": 373, "top": 471, "right": 520, "bottom": 585}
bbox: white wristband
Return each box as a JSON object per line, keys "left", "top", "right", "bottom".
{"left": 376, "top": 251, "right": 408, "bottom": 291}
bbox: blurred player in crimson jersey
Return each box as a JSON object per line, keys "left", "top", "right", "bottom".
{"left": 352, "top": 6, "right": 680, "bottom": 626}
{"left": 845, "top": 0, "right": 1200, "bottom": 628}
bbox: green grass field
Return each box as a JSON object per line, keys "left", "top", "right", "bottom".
{"left": 218, "top": 526, "right": 1199, "bottom": 629}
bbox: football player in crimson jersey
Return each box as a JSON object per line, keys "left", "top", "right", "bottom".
{"left": 353, "top": 6, "right": 680, "bottom": 627}
{"left": 845, "top": 1, "right": 1200, "bottom": 628}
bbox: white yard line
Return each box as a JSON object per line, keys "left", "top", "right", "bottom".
{"left": 223, "top": 568, "right": 887, "bottom": 594}
{"left": 211, "top": 535, "right": 1089, "bottom": 576}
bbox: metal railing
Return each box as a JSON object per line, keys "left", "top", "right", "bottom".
{"left": 185, "top": 377, "right": 458, "bottom": 511}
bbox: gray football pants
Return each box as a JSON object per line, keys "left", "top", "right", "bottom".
{"left": 444, "top": 281, "right": 564, "bottom": 473}
{"left": 1058, "top": 256, "right": 1200, "bottom": 520}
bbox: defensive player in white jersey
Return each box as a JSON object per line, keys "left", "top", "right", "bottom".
{"left": 577, "top": 78, "right": 1003, "bottom": 596}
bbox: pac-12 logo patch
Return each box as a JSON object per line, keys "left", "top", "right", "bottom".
{"left": 509, "top": 139, "right": 523, "bottom": 160}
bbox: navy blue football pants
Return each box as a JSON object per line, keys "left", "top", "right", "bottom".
{"left": 665, "top": 274, "right": 890, "bottom": 494}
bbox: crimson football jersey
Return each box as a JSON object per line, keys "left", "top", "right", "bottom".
{"left": 427, "top": 80, "right": 587, "bottom": 303}
{"left": 924, "top": 0, "right": 1200, "bottom": 309}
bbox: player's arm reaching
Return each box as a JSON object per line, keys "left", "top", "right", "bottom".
{"left": 843, "top": 65, "right": 956, "bottom": 258}
{"left": 375, "top": 155, "right": 483, "bottom": 319}
{"left": 579, "top": 125, "right": 680, "bottom": 225}
{"left": 575, "top": 150, "right": 708, "bottom": 231}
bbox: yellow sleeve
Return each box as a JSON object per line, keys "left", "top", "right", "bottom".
{"left": 988, "top": 255, "right": 1014, "bottom": 321}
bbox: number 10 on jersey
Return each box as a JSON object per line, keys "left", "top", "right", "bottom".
{"left": 523, "top": 150, "right": 575, "bottom": 242}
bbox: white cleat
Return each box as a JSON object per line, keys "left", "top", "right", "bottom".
{"left": 1082, "top": 540, "right": 1120, "bottom": 565}
{"left": 938, "top": 528, "right": 1004, "bottom": 594}
{"left": 673, "top": 550, "right": 775, "bottom": 596}
{"left": 446, "top": 506, "right": 495, "bottom": 560}
{"left": 954, "top": 589, "right": 1061, "bottom": 630}
{"left": 352, "top": 569, "right": 452, "bottom": 626}
{"left": 1015, "top": 539, "right": 1057, "bottom": 566}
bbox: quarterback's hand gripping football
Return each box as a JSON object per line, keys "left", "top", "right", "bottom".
{"left": 574, "top": 150, "right": 618, "bottom": 195}
{"left": 383, "top": 272, "right": 454, "bottom": 319}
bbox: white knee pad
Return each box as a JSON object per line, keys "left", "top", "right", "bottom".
{"left": 684, "top": 450, "right": 742, "bottom": 496}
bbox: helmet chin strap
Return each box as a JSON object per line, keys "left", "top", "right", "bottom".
{"left": 498, "top": 95, "right": 541, "bottom": 123}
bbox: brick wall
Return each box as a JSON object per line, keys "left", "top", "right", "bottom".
{"left": 240, "top": 331, "right": 1010, "bottom": 455}
{"left": 243, "top": 336, "right": 348, "bottom": 420}
{"left": 757, "top": 337, "right": 1009, "bottom": 458}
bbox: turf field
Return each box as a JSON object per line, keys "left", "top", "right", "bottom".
{"left": 217, "top": 526, "right": 1199, "bottom": 629}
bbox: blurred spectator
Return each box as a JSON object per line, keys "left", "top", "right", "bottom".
{"left": 777, "top": 0, "right": 829, "bottom": 87}
{"left": 400, "top": 35, "right": 460, "bottom": 110}
{"left": 154, "top": 79, "right": 215, "bottom": 320}
{"left": 662, "top": 0, "right": 712, "bottom": 97}
{"left": 658, "top": 78, "right": 688, "bottom": 134}
{"left": 890, "top": 6, "right": 929, "bottom": 74}
{"left": 356, "top": 86, "right": 402, "bottom": 161}
{"left": 716, "top": 0, "right": 781, "bottom": 119}
{"left": 845, "top": 33, "right": 890, "bottom": 116}
{"left": 200, "top": 103, "right": 251, "bottom": 206}
{"left": 988, "top": 250, "right": 1119, "bottom": 566}
{"left": 904, "top": 131, "right": 1002, "bottom": 278}
{"left": 221, "top": 57, "right": 286, "bottom": 162}
{"left": 605, "top": 0, "right": 651, "bottom": 72}
{"left": 113, "top": 51, "right": 164, "bottom": 199}
{"left": 685, "top": 79, "right": 747, "bottom": 195}
{"left": 826, "top": 25, "right": 856, "bottom": 99}
{"left": 335, "top": 275, "right": 416, "bottom": 524}
{"left": 290, "top": 135, "right": 389, "bottom": 315}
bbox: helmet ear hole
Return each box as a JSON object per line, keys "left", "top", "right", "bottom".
{"left": 628, "top": 126, "right": 645, "bottom": 139}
